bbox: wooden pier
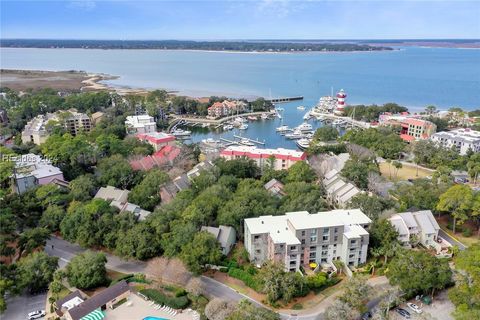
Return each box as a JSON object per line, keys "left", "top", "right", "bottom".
{"left": 268, "top": 96, "right": 304, "bottom": 103}
{"left": 233, "top": 135, "right": 265, "bottom": 145}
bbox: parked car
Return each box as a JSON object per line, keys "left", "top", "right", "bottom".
{"left": 407, "top": 302, "right": 423, "bottom": 314}
{"left": 28, "top": 310, "right": 45, "bottom": 320}
{"left": 361, "top": 311, "right": 372, "bottom": 320}
{"left": 395, "top": 308, "right": 411, "bottom": 319}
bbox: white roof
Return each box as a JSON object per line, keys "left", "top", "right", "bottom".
{"left": 94, "top": 186, "right": 130, "bottom": 203}
{"left": 14, "top": 154, "right": 63, "bottom": 179}
{"left": 413, "top": 210, "right": 440, "bottom": 234}
{"left": 324, "top": 169, "right": 339, "bottom": 181}
{"left": 62, "top": 296, "right": 84, "bottom": 311}
{"left": 344, "top": 225, "right": 369, "bottom": 239}
{"left": 288, "top": 209, "right": 371, "bottom": 229}
{"left": 397, "top": 211, "right": 418, "bottom": 229}
{"left": 389, "top": 215, "right": 409, "bottom": 236}
{"left": 338, "top": 186, "right": 361, "bottom": 203}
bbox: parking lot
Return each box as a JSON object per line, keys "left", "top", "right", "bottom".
{"left": 389, "top": 290, "right": 454, "bottom": 320}
{"left": 2, "top": 292, "right": 47, "bottom": 320}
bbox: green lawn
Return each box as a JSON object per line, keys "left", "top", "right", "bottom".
{"left": 379, "top": 162, "right": 433, "bottom": 181}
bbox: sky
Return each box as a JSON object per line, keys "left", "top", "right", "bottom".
{"left": 1, "top": 0, "right": 479, "bottom": 40}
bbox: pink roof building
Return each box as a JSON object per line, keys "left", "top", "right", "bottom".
{"left": 130, "top": 145, "right": 181, "bottom": 170}
{"left": 136, "top": 132, "right": 176, "bottom": 151}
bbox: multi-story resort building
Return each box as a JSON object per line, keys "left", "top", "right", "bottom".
{"left": 244, "top": 209, "right": 372, "bottom": 272}
{"left": 125, "top": 115, "right": 156, "bottom": 134}
{"left": 431, "top": 128, "right": 480, "bottom": 155}
{"left": 388, "top": 210, "right": 440, "bottom": 248}
{"left": 21, "top": 109, "right": 91, "bottom": 145}
{"left": 207, "top": 100, "right": 247, "bottom": 119}
{"left": 379, "top": 113, "right": 437, "bottom": 142}
{"left": 220, "top": 146, "right": 306, "bottom": 170}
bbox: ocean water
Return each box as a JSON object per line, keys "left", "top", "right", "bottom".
{"left": 1, "top": 47, "right": 479, "bottom": 110}
{"left": 1, "top": 46, "right": 479, "bottom": 148}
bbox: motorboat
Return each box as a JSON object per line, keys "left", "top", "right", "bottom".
{"left": 247, "top": 116, "right": 258, "bottom": 121}
{"left": 238, "top": 123, "right": 248, "bottom": 130}
{"left": 296, "top": 138, "right": 311, "bottom": 150}
{"left": 239, "top": 138, "right": 254, "bottom": 146}
{"left": 276, "top": 107, "right": 284, "bottom": 112}
{"left": 235, "top": 117, "right": 246, "bottom": 123}
{"left": 276, "top": 125, "right": 290, "bottom": 132}
{"left": 297, "top": 105, "right": 306, "bottom": 110}
{"left": 172, "top": 128, "right": 191, "bottom": 136}
{"left": 202, "top": 138, "right": 223, "bottom": 148}
{"left": 261, "top": 113, "right": 269, "bottom": 120}
{"left": 296, "top": 122, "right": 313, "bottom": 132}
{"left": 223, "top": 124, "right": 234, "bottom": 130}
{"left": 285, "top": 129, "right": 304, "bottom": 140}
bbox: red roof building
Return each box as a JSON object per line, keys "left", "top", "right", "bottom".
{"left": 136, "top": 132, "right": 176, "bottom": 151}
{"left": 130, "top": 145, "right": 181, "bottom": 170}
{"left": 220, "top": 146, "right": 306, "bottom": 171}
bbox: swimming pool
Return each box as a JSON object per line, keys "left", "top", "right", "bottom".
{"left": 143, "top": 317, "right": 168, "bottom": 320}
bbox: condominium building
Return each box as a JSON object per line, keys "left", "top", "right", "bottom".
{"left": 125, "top": 115, "right": 156, "bottom": 134}
{"left": 244, "top": 209, "right": 371, "bottom": 272}
{"left": 12, "top": 154, "right": 66, "bottom": 194}
{"left": 388, "top": 210, "right": 440, "bottom": 248}
{"left": 207, "top": 100, "right": 247, "bottom": 118}
{"left": 21, "top": 109, "right": 91, "bottom": 145}
{"left": 220, "top": 146, "right": 306, "bottom": 170}
{"left": 323, "top": 169, "right": 361, "bottom": 208}
{"left": 431, "top": 128, "right": 480, "bottom": 155}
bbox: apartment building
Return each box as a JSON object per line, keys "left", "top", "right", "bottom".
{"left": 323, "top": 169, "right": 361, "bottom": 208}
{"left": 244, "top": 209, "right": 371, "bottom": 272}
{"left": 21, "top": 109, "right": 91, "bottom": 145}
{"left": 207, "top": 100, "right": 247, "bottom": 118}
{"left": 220, "top": 146, "right": 306, "bottom": 170}
{"left": 388, "top": 210, "right": 440, "bottom": 248}
{"left": 431, "top": 128, "right": 480, "bottom": 155}
{"left": 379, "top": 113, "right": 437, "bottom": 142}
{"left": 125, "top": 115, "right": 156, "bottom": 134}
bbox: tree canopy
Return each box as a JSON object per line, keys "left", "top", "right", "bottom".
{"left": 66, "top": 250, "right": 108, "bottom": 289}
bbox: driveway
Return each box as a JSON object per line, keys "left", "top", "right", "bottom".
{"left": 439, "top": 229, "right": 467, "bottom": 250}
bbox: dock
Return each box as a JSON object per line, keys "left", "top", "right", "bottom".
{"left": 267, "top": 96, "right": 304, "bottom": 103}
{"left": 233, "top": 135, "right": 265, "bottom": 145}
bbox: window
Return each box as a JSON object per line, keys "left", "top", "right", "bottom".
{"left": 290, "top": 268, "right": 296, "bottom": 272}
{"left": 349, "top": 254, "right": 354, "bottom": 259}
{"left": 334, "top": 236, "right": 338, "bottom": 242}
{"left": 320, "top": 258, "right": 327, "bottom": 263}
{"left": 321, "top": 251, "right": 328, "bottom": 256}
{"left": 309, "top": 252, "right": 316, "bottom": 258}
{"left": 290, "top": 254, "right": 297, "bottom": 259}
{"left": 255, "top": 249, "right": 261, "bottom": 254}
{"left": 301, "top": 231, "right": 305, "bottom": 236}
{"left": 351, "top": 240, "right": 356, "bottom": 245}
{"left": 290, "top": 246, "right": 297, "bottom": 251}
{"left": 333, "top": 250, "right": 336, "bottom": 254}
{"left": 310, "top": 236, "right": 317, "bottom": 243}
{"left": 334, "top": 227, "right": 338, "bottom": 233}
{"left": 322, "top": 235, "right": 328, "bottom": 241}
{"left": 279, "top": 244, "right": 284, "bottom": 249}
{"left": 290, "top": 261, "right": 296, "bottom": 266}
{"left": 310, "top": 246, "right": 316, "bottom": 251}
{"left": 301, "top": 239, "right": 305, "bottom": 244}
{"left": 322, "top": 245, "right": 328, "bottom": 249}
{"left": 309, "top": 259, "right": 316, "bottom": 264}
{"left": 323, "top": 228, "right": 329, "bottom": 234}
{"left": 254, "top": 235, "right": 259, "bottom": 240}
{"left": 310, "top": 229, "right": 317, "bottom": 235}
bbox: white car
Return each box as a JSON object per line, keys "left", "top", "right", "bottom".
{"left": 28, "top": 310, "right": 45, "bottom": 320}
{"left": 407, "top": 302, "right": 423, "bottom": 314}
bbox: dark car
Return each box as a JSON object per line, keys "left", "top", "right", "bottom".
{"left": 395, "top": 308, "right": 411, "bottom": 319}
{"left": 361, "top": 311, "right": 372, "bottom": 320}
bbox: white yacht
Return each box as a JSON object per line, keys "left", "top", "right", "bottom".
{"left": 296, "top": 138, "right": 311, "bottom": 150}
{"left": 223, "top": 124, "right": 234, "bottom": 130}
{"left": 172, "top": 128, "right": 191, "bottom": 136}
{"left": 239, "top": 138, "right": 254, "bottom": 146}
{"left": 285, "top": 129, "right": 304, "bottom": 140}
{"left": 239, "top": 123, "right": 248, "bottom": 130}
{"left": 235, "top": 117, "right": 246, "bottom": 123}
{"left": 276, "top": 125, "right": 290, "bottom": 132}
{"left": 297, "top": 105, "right": 306, "bottom": 110}
{"left": 296, "top": 122, "right": 313, "bottom": 132}
{"left": 202, "top": 138, "right": 223, "bottom": 148}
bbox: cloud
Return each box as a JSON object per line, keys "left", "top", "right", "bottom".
{"left": 68, "top": 0, "right": 96, "bottom": 11}
{"left": 256, "top": 0, "right": 293, "bottom": 18}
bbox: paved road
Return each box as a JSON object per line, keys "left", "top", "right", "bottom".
{"left": 439, "top": 229, "right": 467, "bottom": 250}
{"left": 2, "top": 292, "right": 46, "bottom": 320}
{"left": 44, "top": 236, "right": 387, "bottom": 320}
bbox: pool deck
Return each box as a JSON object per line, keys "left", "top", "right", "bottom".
{"left": 107, "top": 293, "right": 196, "bottom": 320}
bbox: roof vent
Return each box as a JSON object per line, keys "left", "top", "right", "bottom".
{"left": 277, "top": 230, "right": 280, "bottom": 233}
{"left": 261, "top": 221, "right": 264, "bottom": 224}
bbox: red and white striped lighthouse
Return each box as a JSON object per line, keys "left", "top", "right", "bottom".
{"left": 335, "top": 89, "right": 347, "bottom": 115}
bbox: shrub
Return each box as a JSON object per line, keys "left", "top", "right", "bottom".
{"left": 175, "top": 288, "right": 187, "bottom": 297}
{"left": 292, "top": 303, "right": 303, "bottom": 310}
{"left": 462, "top": 228, "right": 473, "bottom": 237}
{"left": 228, "top": 268, "right": 261, "bottom": 291}
{"left": 219, "top": 267, "right": 229, "bottom": 273}
{"left": 139, "top": 288, "right": 190, "bottom": 309}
